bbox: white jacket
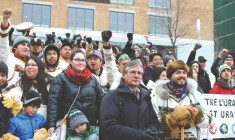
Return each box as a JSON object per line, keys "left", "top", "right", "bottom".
{"left": 0, "top": 22, "right": 25, "bottom": 85}
{"left": 151, "top": 78, "right": 211, "bottom": 140}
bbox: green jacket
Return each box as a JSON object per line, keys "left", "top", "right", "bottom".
{"left": 66, "top": 126, "right": 99, "bottom": 140}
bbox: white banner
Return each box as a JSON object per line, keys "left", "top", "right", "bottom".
{"left": 202, "top": 94, "right": 235, "bottom": 139}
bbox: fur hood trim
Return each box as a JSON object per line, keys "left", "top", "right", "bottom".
{"left": 153, "top": 78, "right": 198, "bottom": 100}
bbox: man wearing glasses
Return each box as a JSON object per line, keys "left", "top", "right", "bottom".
{"left": 100, "top": 60, "right": 160, "bottom": 140}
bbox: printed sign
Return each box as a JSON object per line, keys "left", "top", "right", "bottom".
{"left": 202, "top": 94, "right": 235, "bottom": 139}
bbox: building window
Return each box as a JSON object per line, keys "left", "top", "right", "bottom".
{"left": 23, "top": 3, "right": 51, "bottom": 27}
{"left": 149, "top": 0, "right": 171, "bottom": 9}
{"left": 148, "top": 15, "right": 170, "bottom": 36}
{"left": 110, "top": 0, "right": 133, "bottom": 5}
{"left": 67, "top": 7, "right": 94, "bottom": 31}
{"left": 110, "top": 11, "right": 134, "bottom": 33}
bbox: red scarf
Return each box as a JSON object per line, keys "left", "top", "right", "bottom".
{"left": 12, "top": 52, "right": 30, "bottom": 63}
{"left": 64, "top": 66, "right": 92, "bottom": 85}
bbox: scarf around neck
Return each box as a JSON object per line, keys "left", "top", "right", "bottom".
{"left": 64, "top": 65, "right": 92, "bottom": 85}
{"left": 12, "top": 52, "right": 29, "bottom": 63}
{"left": 167, "top": 81, "right": 186, "bottom": 99}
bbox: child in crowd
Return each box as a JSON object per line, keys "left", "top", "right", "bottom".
{"left": 4, "top": 90, "right": 47, "bottom": 140}
{"left": 0, "top": 61, "right": 12, "bottom": 137}
{"left": 67, "top": 109, "right": 99, "bottom": 140}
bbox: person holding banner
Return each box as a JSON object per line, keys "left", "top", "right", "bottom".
{"left": 209, "top": 64, "right": 235, "bottom": 94}
{"left": 151, "top": 60, "right": 211, "bottom": 140}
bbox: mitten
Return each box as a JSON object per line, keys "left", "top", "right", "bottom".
{"left": 161, "top": 114, "right": 180, "bottom": 138}
{"left": 171, "top": 106, "right": 192, "bottom": 121}
{"left": 142, "top": 129, "right": 158, "bottom": 140}
{"left": 127, "top": 33, "right": 133, "bottom": 41}
{"left": 2, "top": 96, "right": 15, "bottom": 108}
{"left": 11, "top": 102, "right": 23, "bottom": 117}
{"left": 194, "top": 107, "right": 204, "bottom": 125}
{"left": 193, "top": 43, "right": 201, "bottom": 51}
{"left": 101, "top": 30, "right": 112, "bottom": 42}
{"left": 15, "top": 64, "right": 24, "bottom": 72}
{"left": 2, "top": 133, "right": 20, "bottom": 140}
{"left": 86, "top": 37, "right": 92, "bottom": 44}
{"left": 33, "top": 128, "right": 50, "bottom": 140}
{"left": 86, "top": 44, "right": 93, "bottom": 54}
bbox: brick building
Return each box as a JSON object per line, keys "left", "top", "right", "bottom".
{"left": 0, "top": 0, "right": 213, "bottom": 56}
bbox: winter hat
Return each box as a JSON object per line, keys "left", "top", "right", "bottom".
{"left": 219, "top": 64, "right": 231, "bottom": 76}
{"left": 13, "top": 36, "right": 30, "bottom": 51}
{"left": 69, "top": 109, "right": 89, "bottom": 130}
{"left": 30, "top": 38, "right": 42, "bottom": 46}
{"left": 87, "top": 50, "right": 103, "bottom": 60}
{"left": 23, "top": 90, "right": 41, "bottom": 107}
{"left": 118, "top": 54, "right": 131, "bottom": 64}
{"left": 0, "top": 61, "right": 8, "bottom": 77}
{"left": 198, "top": 56, "right": 207, "bottom": 62}
{"left": 166, "top": 60, "right": 189, "bottom": 79}
{"left": 154, "top": 66, "right": 166, "bottom": 81}
{"left": 223, "top": 54, "right": 233, "bottom": 62}
{"left": 163, "top": 57, "right": 175, "bottom": 67}
{"left": 149, "top": 46, "right": 158, "bottom": 52}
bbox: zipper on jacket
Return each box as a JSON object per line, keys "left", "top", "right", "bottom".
{"left": 29, "top": 117, "right": 34, "bottom": 135}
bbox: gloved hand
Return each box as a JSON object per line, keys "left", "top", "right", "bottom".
{"left": 15, "top": 64, "right": 24, "bottom": 72}
{"left": 86, "top": 37, "right": 92, "bottom": 44}
{"left": 142, "top": 129, "right": 158, "bottom": 140}
{"left": 127, "top": 33, "right": 133, "bottom": 41}
{"left": 2, "top": 95, "right": 15, "bottom": 109}
{"left": 86, "top": 44, "right": 93, "bottom": 54}
{"left": 33, "top": 128, "right": 50, "bottom": 140}
{"left": 194, "top": 107, "right": 204, "bottom": 125}
{"left": 11, "top": 102, "right": 23, "bottom": 117}
{"left": 172, "top": 105, "right": 200, "bottom": 127}
{"left": 2, "top": 133, "right": 20, "bottom": 140}
{"left": 161, "top": 114, "right": 180, "bottom": 138}
{"left": 101, "top": 30, "right": 112, "bottom": 42}
{"left": 171, "top": 106, "right": 192, "bottom": 124}
{"left": 193, "top": 43, "right": 202, "bottom": 51}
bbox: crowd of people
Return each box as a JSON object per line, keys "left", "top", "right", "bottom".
{"left": 0, "top": 8, "right": 235, "bottom": 140}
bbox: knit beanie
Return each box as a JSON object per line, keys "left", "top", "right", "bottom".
{"left": 163, "top": 58, "right": 175, "bottom": 67}
{"left": 0, "top": 61, "right": 8, "bottom": 77}
{"left": 23, "top": 90, "right": 41, "bottom": 107}
{"left": 223, "top": 54, "right": 233, "bottom": 63}
{"left": 219, "top": 64, "right": 231, "bottom": 76}
{"left": 118, "top": 54, "right": 131, "bottom": 64}
{"left": 166, "top": 60, "right": 189, "bottom": 79}
{"left": 154, "top": 66, "right": 166, "bottom": 81}
{"left": 13, "top": 36, "right": 30, "bottom": 51}
{"left": 69, "top": 109, "right": 89, "bottom": 130}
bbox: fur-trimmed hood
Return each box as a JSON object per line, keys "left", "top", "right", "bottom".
{"left": 153, "top": 78, "right": 199, "bottom": 100}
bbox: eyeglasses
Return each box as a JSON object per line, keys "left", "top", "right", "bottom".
{"left": 73, "top": 58, "right": 86, "bottom": 62}
{"left": 128, "top": 70, "right": 143, "bottom": 76}
{"left": 26, "top": 63, "right": 38, "bottom": 67}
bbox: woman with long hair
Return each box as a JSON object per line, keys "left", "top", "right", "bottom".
{"left": 5, "top": 56, "right": 53, "bottom": 118}
{"left": 47, "top": 50, "right": 103, "bottom": 135}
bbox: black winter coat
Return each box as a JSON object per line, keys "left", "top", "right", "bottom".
{"left": 47, "top": 72, "right": 103, "bottom": 128}
{"left": 100, "top": 79, "right": 159, "bottom": 140}
{"left": 0, "top": 87, "right": 13, "bottom": 136}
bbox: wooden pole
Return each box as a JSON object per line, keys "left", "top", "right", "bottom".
{"left": 181, "top": 127, "right": 184, "bottom": 140}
